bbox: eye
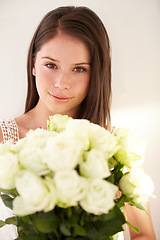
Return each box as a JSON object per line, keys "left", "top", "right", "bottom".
{"left": 73, "top": 66, "right": 87, "bottom": 73}
{"left": 45, "top": 63, "right": 57, "bottom": 69}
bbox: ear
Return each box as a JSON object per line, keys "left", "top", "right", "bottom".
{"left": 32, "top": 65, "right": 36, "bottom": 76}
{"left": 32, "top": 57, "right": 36, "bottom": 76}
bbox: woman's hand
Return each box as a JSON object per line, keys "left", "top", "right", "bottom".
{"left": 125, "top": 202, "right": 156, "bottom": 240}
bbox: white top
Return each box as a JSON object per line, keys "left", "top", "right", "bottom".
{"left": 0, "top": 119, "right": 19, "bottom": 239}
{"left": 0, "top": 118, "right": 19, "bottom": 144}
{"left": 0, "top": 119, "right": 125, "bottom": 240}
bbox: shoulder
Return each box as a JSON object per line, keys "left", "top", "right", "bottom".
{"left": 15, "top": 113, "right": 32, "bottom": 139}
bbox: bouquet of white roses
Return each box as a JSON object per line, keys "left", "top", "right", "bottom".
{"left": 0, "top": 115, "right": 154, "bottom": 240}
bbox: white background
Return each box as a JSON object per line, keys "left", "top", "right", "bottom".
{"left": 0, "top": 0, "right": 160, "bottom": 238}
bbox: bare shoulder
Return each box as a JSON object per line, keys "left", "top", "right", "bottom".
{"left": 15, "top": 114, "right": 31, "bottom": 139}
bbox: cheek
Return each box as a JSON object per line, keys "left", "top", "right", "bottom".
{"left": 35, "top": 70, "right": 51, "bottom": 90}
{"left": 78, "top": 76, "right": 90, "bottom": 95}
{"left": 35, "top": 75, "right": 47, "bottom": 97}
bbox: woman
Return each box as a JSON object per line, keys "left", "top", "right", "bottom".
{"left": 0, "top": 6, "right": 156, "bottom": 239}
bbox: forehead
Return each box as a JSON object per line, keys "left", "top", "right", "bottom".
{"left": 37, "top": 33, "right": 90, "bottom": 63}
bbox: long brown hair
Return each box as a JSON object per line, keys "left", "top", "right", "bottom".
{"left": 25, "top": 6, "right": 112, "bottom": 129}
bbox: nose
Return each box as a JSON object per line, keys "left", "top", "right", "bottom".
{"left": 54, "top": 71, "right": 70, "bottom": 90}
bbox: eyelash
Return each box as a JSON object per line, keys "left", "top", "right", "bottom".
{"left": 73, "top": 67, "right": 87, "bottom": 73}
{"left": 45, "top": 63, "right": 57, "bottom": 69}
{"left": 44, "top": 63, "right": 87, "bottom": 73}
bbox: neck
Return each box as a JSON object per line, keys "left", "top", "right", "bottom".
{"left": 25, "top": 99, "right": 81, "bottom": 130}
{"left": 25, "top": 104, "right": 51, "bottom": 130}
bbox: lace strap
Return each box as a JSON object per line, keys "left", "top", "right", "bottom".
{"left": 0, "top": 119, "right": 19, "bottom": 144}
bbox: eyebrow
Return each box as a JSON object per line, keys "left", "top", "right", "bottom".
{"left": 41, "top": 56, "right": 59, "bottom": 62}
{"left": 41, "top": 56, "right": 90, "bottom": 66}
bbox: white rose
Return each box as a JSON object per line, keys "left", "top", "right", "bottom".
{"left": 10, "top": 138, "right": 25, "bottom": 153}
{"left": 89, "top": 123, "right": 119, "bottom": 159}
{"left": 0, "top": 141, "right": 12, "bottom": 154}
{"left": 47, "top": 114, "right": 72, "bottom": 132}
{"left": 44, "top": 133, "right": 82, "bottom": 172}
{"left": 0, "top": 152, "right": 19, "bottom": 189}
{"left": 114, "top": 148, "right": 143, "bottom": 168}
{"left": 114, "top": 128, "right": 145, "bottom": 168}
{"left": 80, "top": 179, "right": 118, "bottom": 215}
{"left": 54, "top": 170, "right": 87, "bottom": 207}
{"left": 18, "top": 147, "right": 49, "bottom": 175}
{"left": 79, "top": 149, "right": 110, "bottom": 179}
{"left": 13, "top": 171, "right": 56, "bottom": 216}
{"left": 24, "top": 128, "right": 56, "bottom": 148}
{"left": 114, "top": 128, "right": 129, "bottom": 145}
{"left": 119, "top": 167, "right": 154, "bottom": 203}
{"left": 65, "top": 119, "right": 91, "bottom": 151}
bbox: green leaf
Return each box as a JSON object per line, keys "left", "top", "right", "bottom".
{"left": 16, "top": 235, "right": 41, "bottom": 240}
{"left": 84, "top": 222, "right": 99, "bottom": 239}
{"left": 66, "top": 238, "right": 88, "bottom": 240}
{"left": 47, "top": 232, "right": 60, "bottom": 240}
{"left": 66, "top": 207, "right": 72, "bottom": 218}
{"left": 1, "top": 194, "right": 13, "bottom": 209}
{"left": 126, "top": 221, "right": 139, "bottom": 234}
{"left": 5, "top": 216, "right": 17, "bottom": 225}
{"left": 59, "top": 222, "right": 71, "bottom": 236}
{"left": 115, "top": 195, "right": 132, "bottom": 208}
{"left": 17, "top": 217, "right": 38, "bottom": 236}
{"left": 0, "top": 188, "right": 18, "bottom": 197}
{"left": 31, "top": 211, "right": 60, "bottom": 233}
{"left": 73, "top": 224, "right": 86, "bottom": 236}
{"left": 106, "top": 174, "right": 115, "bottom": 184}
{"left": 19, "top": 215, "right": 32, "bottom": 223}
{"left": 0, "top": 220, "right": 6, "bottom": 228}
{"left": 84, "top": 206, "right": 126, "bottom": 239}
{"left": 0, "top": 216, "right": 16, "bottom": 228}
{"left": 15, "top": 205, "right": 126, "bottom": 239}
{"left": 107, "top": 162, "right": 123, "bottom": 185}
{"left": 113, "top": 163, "right": 124, "bottom": 183}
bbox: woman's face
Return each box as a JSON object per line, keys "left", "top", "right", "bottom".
{"left": 33, "top": 33, "right": 91, "bottom": 118}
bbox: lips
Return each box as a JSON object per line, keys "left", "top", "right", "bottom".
{"left": 48, "top": 92, "right": 73, "bottom": 102}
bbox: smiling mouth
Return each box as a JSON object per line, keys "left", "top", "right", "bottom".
{"left": 48, "top": 92, "right": 73, "bottom": 102}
